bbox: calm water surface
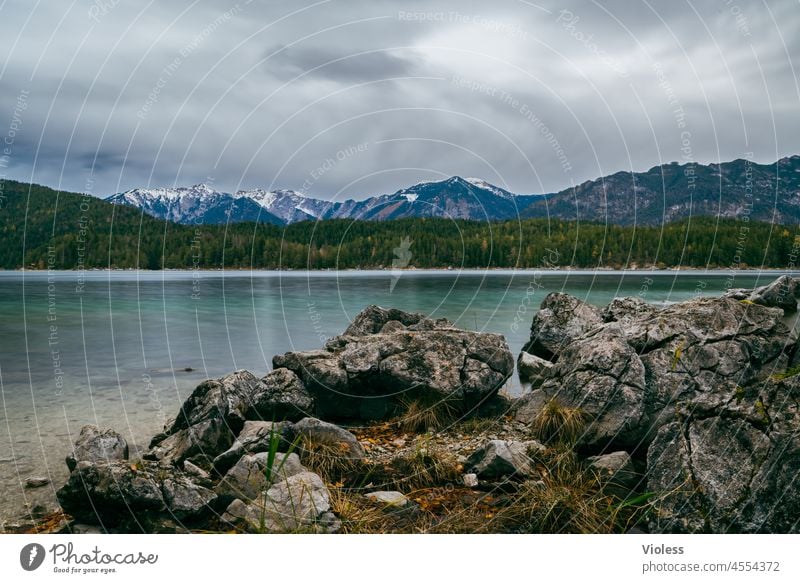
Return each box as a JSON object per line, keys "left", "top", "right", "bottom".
{"left": 0, "top": 269, "right": 789, "bottom": 523}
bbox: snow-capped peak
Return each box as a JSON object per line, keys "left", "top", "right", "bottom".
{"left": 464, "top": 177, "right": 513, "bottom": 198}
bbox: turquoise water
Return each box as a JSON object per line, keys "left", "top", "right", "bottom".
{"left": 0, "top": 269, "right": 789, "bottom": 523}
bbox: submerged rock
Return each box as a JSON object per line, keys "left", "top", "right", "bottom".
{"left": 25, "top": 476, "right": 50, "bottom": 489}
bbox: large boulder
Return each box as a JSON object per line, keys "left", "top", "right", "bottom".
{"left": 247, "top": 369, "right": 314, "bottom": 422}
{"left": 514, "top": 279, "right": 800, "bottom": 532}
{"left": 522, "top": 293, "right": 603, "bottom": 361}
{"left": 535, "top": 324, "right": 647, "bottom": 449}
{"left": 57, "top": 461, "right": 216, "bottom": 527}
{"left": 273, "top": 306, "right": 514, "bottom": 420}
{"left": 342, "top": 304, "right": 453, "bottom": 337}
{"left": 153, "top": 370, "right": 262, "bottom": 446}
{"left": 146, "top": 370, "right": 306, "bottom": 469}
{"left": 518, "top": 294, "right": 791, "bottom": 450}
{"left": 65, "top": 425, "right": 129, "bottom": 471}
{"left": 646, "top": 376, "right": 800, "bottom": 533}
{"left": 221, "top": 471, "right": 339, "bottom": 533}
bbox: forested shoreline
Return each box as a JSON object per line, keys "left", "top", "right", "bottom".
{"left": 2, "top": 179, "right": 798, "bottom": 270}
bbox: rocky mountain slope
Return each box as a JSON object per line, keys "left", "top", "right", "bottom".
{"left": 522, "top": 155, "right": 800, "bottom": 224}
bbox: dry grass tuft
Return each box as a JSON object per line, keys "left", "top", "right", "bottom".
{"left": 297, "top": 437, "right": 362, "bottom": 483}
{"left": 530, "top": 397, "right": 586, "bottom": 445}
{"left": 399, "top": 394, "right": 457, "bottom": 433}
{"left": 387, "top": 439, "right": 461, "bottom": 491}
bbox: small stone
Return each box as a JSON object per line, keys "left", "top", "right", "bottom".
{"left": 182, "top": 460, "right": 209, "bottom": 480}
{"left": 70, "top": 523, "right": 104, "bottom": 534}
{"left": 463, "top": 473, "right": 479, "bottom": 487}
{"left": 25, "top": 476, "right": 50, "bottom": 488}
{"left": 365, "top": 491, "right": 409, "bottom": 507}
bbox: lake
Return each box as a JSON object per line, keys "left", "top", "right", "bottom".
{"left": 0, "top": 268, "right": 789, "bottom": 523}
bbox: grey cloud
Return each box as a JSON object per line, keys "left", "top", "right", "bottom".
{"left": 0, "top": 0, "right": 797, "bottom": 198}
{"left": 264, "top": 45, "right": 422, "bottom": 82}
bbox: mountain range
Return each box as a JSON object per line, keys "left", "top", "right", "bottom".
{"left": 106, "top": 176, "right": 542, "bottom": 225}
{"left": 106, "top": 156, "right": 800, "bottom": 226}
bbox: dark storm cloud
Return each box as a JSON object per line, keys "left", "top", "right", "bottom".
{"left": 0, "top": 0, "right": 797, "bottom": 198}
{"left": 265, "top": 45, "right": 421, "bottom": 82}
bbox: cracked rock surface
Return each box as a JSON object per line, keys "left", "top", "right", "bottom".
{"left": 517, "top": 283, "right": 800, "bottom": 533}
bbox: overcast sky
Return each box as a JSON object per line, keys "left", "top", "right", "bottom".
{"left": 1, "top": 0, "right": 798, "bottom": 200}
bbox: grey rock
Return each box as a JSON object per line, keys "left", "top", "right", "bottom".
{"left": 221, "top": 471, "right": 337, "bottom": 533}
{"left": 463, "top": 473, "right": 479, "bottom": 487}
{"left": 154, "top": 370, "right": 262, "bottom": 446}
{"left": 215, "top": 452, "right": 306, "bottom": 502}
{"left": 160, "top": 473, "right": 217, "bottom": 519}
{"left": 293, "top": 417, "right": 365, "bottom": 460}
{"left": 519, "top": 292, "right": 790, "bottom": 449}
{"left": 647, "top": 375, "right": 800, "bottom": 533}
{"left": 25, "top": 476, "right": 50, "bottom": 488}
{"left": 380, "top": 320, "right": 408, "bottom": 334}
{"left": 182, "top": 460, "right": 210, "bottom": 480}
{"left": 517, "top": 352, "right": 553, "bottom": 386}
{"left": 146, "top": 418, "right": 232, "bottom": 468}
{"left": 523, "top": 292, "right": 602, "bottom": 360}
{"left": 56, "top": 460, "right": 217, "bottom": 526}
{"left": 212, "top": 420, "right": 295, "bottom": 475}
{"left": 66, "top": 425, "right": 129, "bottom": 472}
{"left": 465, "top": 439, "right": 543, "bottom": 479}
{"left": 343, "top": 305, "right": 431, "bottom": 336}
{"left": 365, "top": 491, "right": 409, "bottom": 507}
{"left": 602, "top": 296, "right": 657, "bottom": 324}
{"left": 275, "top": 306, "right": 514, "bottom": 420}
{"left": 585, "top": 451, "right": 639, "bottom": 494}
{"left": 248, "top": 368, "right": 314, "bottom": 422}
{"left": 512, "top": 390, "right": 550, "bottom": 425}
{"left": 748, "top": 275, "right": 800, "bottom": 312}
{"left": 537, "top": 324, "right": 647, "bottom": 449}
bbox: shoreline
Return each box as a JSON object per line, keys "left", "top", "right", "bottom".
{"left": 2, "top": 267, "right": 797, "bottom": 274}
